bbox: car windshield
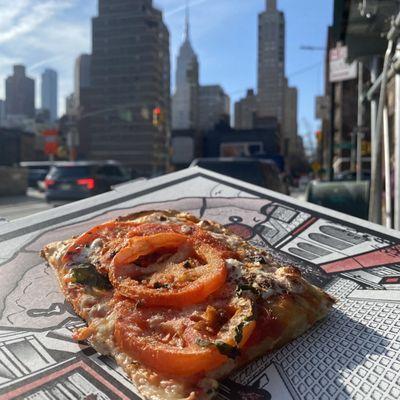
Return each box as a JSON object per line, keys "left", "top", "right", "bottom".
{"left": 49, "top": 166, "right": 91, "bottom": 179}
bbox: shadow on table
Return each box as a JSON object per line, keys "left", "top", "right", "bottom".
{"left": 219, "top": 308, "right": 392, "bottom": 400}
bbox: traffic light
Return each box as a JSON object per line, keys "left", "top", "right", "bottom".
{"left": 153, "top": 107, "right": 163, "bottom": 127}
{"left": 315, "top": 130, "right": 323, "bottom": 142}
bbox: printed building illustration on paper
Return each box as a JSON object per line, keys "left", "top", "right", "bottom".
{"left": 1, "top": 171, "right": 400, "bottom": 399}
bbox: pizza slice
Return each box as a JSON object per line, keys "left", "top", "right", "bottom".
{"left": 41, "top": 210, "right": 334, "bottom": 400}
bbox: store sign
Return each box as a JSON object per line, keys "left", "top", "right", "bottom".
{"left": 329, "top": 45, "right": 357, "bottom": 82}
{"left": 42, "top": 129, "right": 59, "bottom": 155}
{"left": 361, "top": 140, "right": 371, "bottom": 156}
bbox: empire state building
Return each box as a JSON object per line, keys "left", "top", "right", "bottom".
{"left": 172, "top": 6, "right": 199, "bottom": 130}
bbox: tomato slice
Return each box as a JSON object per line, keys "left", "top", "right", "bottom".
{"left": 62, "top": 221, "right": 234, "bottom": 307}
{"left": 62, "top": 221, "right": 139, "bottom": 264}
{"left": 62, "top": 222, "right": 200, "bottom": 263}
{"left": 114, "top": 294, "right": 255, "bottom": 377}
{"left": 112, "top": 232, "right": 188, "bottom": 267}
{"left": 63, "top": 221, "right": 233, "bottom": 265}
{"left": 112, "top": 235, "right": 228, "bottom": 308}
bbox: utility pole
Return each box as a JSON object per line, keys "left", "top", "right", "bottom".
{"left": 369, "top": 43, "right": 393, "bottom": 224}
{"left": 395, "top": 47, "right": 400, "bottom": 229}
{"left": 356, "top": 61, "right": 364, "bottom": 181}
{"left": 327, "top": 81, "right": 335, "bottom": 181}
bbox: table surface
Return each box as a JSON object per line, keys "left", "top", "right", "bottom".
{"left": 1, "top": 167, "right": 400, "bottom": 400}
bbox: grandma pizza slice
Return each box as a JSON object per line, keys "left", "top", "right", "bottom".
{"left": 41, "top": 210, "right": 334, "bottom": 400}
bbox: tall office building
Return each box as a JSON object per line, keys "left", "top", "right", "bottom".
{"left": 198, "top": 85, "right": 229, "bottom": 130}
{"left": 81, "top": 0, "right": 170, "bottom": 175}
{"left": 172, "top": 7, "right": 199, "bottom": 130}
{"left": 74, "top": 54, "right": 91, "bottom": 108}
{"left": 283, "top": 83, "right": 298, "bottom": 156}
{"left": 41, "top": 68, "right": 58, "bottom": 121}
{"left": 257, "top": 0, "right": 285, "bottom": 126}
{"left": 234, "top": 89, "right": 259, "bottom": 129}
{"left": 0, "top": 100, "right": 5, "bottom": 126}
{"left": 5, "top": 65, "right": 35, "bottom": 118}
{"left": 65, "top": 93, "right": 77, "bottom": 116}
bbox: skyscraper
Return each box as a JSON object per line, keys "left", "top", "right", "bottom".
{"left": 65, "top": 93, "right": 77, "bottom": 116}
{"left": 283, "top": 83, "right": 298, "bottom": 156}
{"left": 0, "top": 100, "right": 5, "bottom": 126}
{"left": 74, "top": 54, "right": 91, "bottom": 109}
{"left": 5, "top": 65, "right": 35, "bottom": 118}
{"left": 172, "top": 6, "right": 199, "bottom": 130}
{"left": 257, "top": 0, "right": 285, "bottom": 126}
{"left": 41, "top": 68, "right": 58, "bottom": 121}
{"left": 198, "top": 85, "right": 230, "bottom": 130}
{"left": 81, "top": 0, "right": 170, "bottom": 176}
{"left": 234, "top": 89, "right": 258, "bottom": 129}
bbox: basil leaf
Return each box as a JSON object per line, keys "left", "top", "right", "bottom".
{"left": 215, "top": 341, "right": 240, "bottom": 359}
{"left": 71, "top": 264, "right": 112, "bottom": 290}
{"left": 234, "top": 315, "right": 256, "bottom": 344}
{"left": 234, "top": 323, "right": 245, "bottom": 344}
{"left": 197, "top": 338, "right": 240, "bottom": 359}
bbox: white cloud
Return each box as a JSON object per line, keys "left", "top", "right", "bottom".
{"left": 0, "top": 0, "right": 92, "bottom": 114}
{"left": 26, "top": 21, "right": 91, "bottom": 112}
{"left": 30, "top": 56, "right": 68, "bottom": 72}
{"left": 0, "top": 0, "right": 75, "bottom": 43}
{"left": 0, "top": 0, "right": 241, "bottom": 116}
{"left": 0, "top": 0, "right": 31, "bottom": 30}
{"left": 163, "top": 0, "right": 210, "bottom": 17}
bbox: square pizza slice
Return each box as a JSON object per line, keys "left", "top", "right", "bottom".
{"left": 41, "top": 210, "right": 334, "bottom": 400}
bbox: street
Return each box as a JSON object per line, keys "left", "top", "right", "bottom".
{"left": 0, "top": 189, "right": 52, "bottom": 221}
{"left": 289, "top": 186, "right": 306, "bottom": 202}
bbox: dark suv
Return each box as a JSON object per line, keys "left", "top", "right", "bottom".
{"left": 45, "top": 161, "right": 130, "bottom": 202}
{"left": 190, "top": 158, "right": 289, "bottom": 194}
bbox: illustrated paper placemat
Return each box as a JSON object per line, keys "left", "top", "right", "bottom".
{"left": 1, "top": 168, "right": 400, "bottom": 400}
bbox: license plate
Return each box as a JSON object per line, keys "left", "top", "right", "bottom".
{"left": 60, "top": 184, "right": 72, "bottom": 190}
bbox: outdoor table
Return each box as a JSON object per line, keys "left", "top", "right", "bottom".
{"left": 1, "top": 167, "right": 400, "bottom": 400}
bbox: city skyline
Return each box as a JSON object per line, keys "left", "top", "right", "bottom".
{"left": 0, "top": 0, "right": 332, "bottom": 139}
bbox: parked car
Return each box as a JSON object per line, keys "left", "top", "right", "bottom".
{"left": 190, "top": 157, "right": 289, "bottom": 194}
{"left": 44, "top": 161, "right": 130, "bottom": 202}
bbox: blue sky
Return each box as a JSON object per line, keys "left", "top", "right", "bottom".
{"left": 0, "top": 0, "right": 333, "bottom": 143}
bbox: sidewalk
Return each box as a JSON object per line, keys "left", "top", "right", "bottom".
{"left": 290, "top": 186, "right": 306, "bottom": 202}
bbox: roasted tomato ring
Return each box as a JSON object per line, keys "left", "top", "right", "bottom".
{"left": 62, "top": 221, "right": 232, "bottom": 264}
{"left": 62, "top": 221, "right": 140, "bottom": 264}
{"left": 112, "top": 233, "right": 228, "bottom": 308}
{"left": 62, "top": 221, "right": 235, "bottom": 308}
{"left": 114, "top": 296, "right": 256, "bottom": 376}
